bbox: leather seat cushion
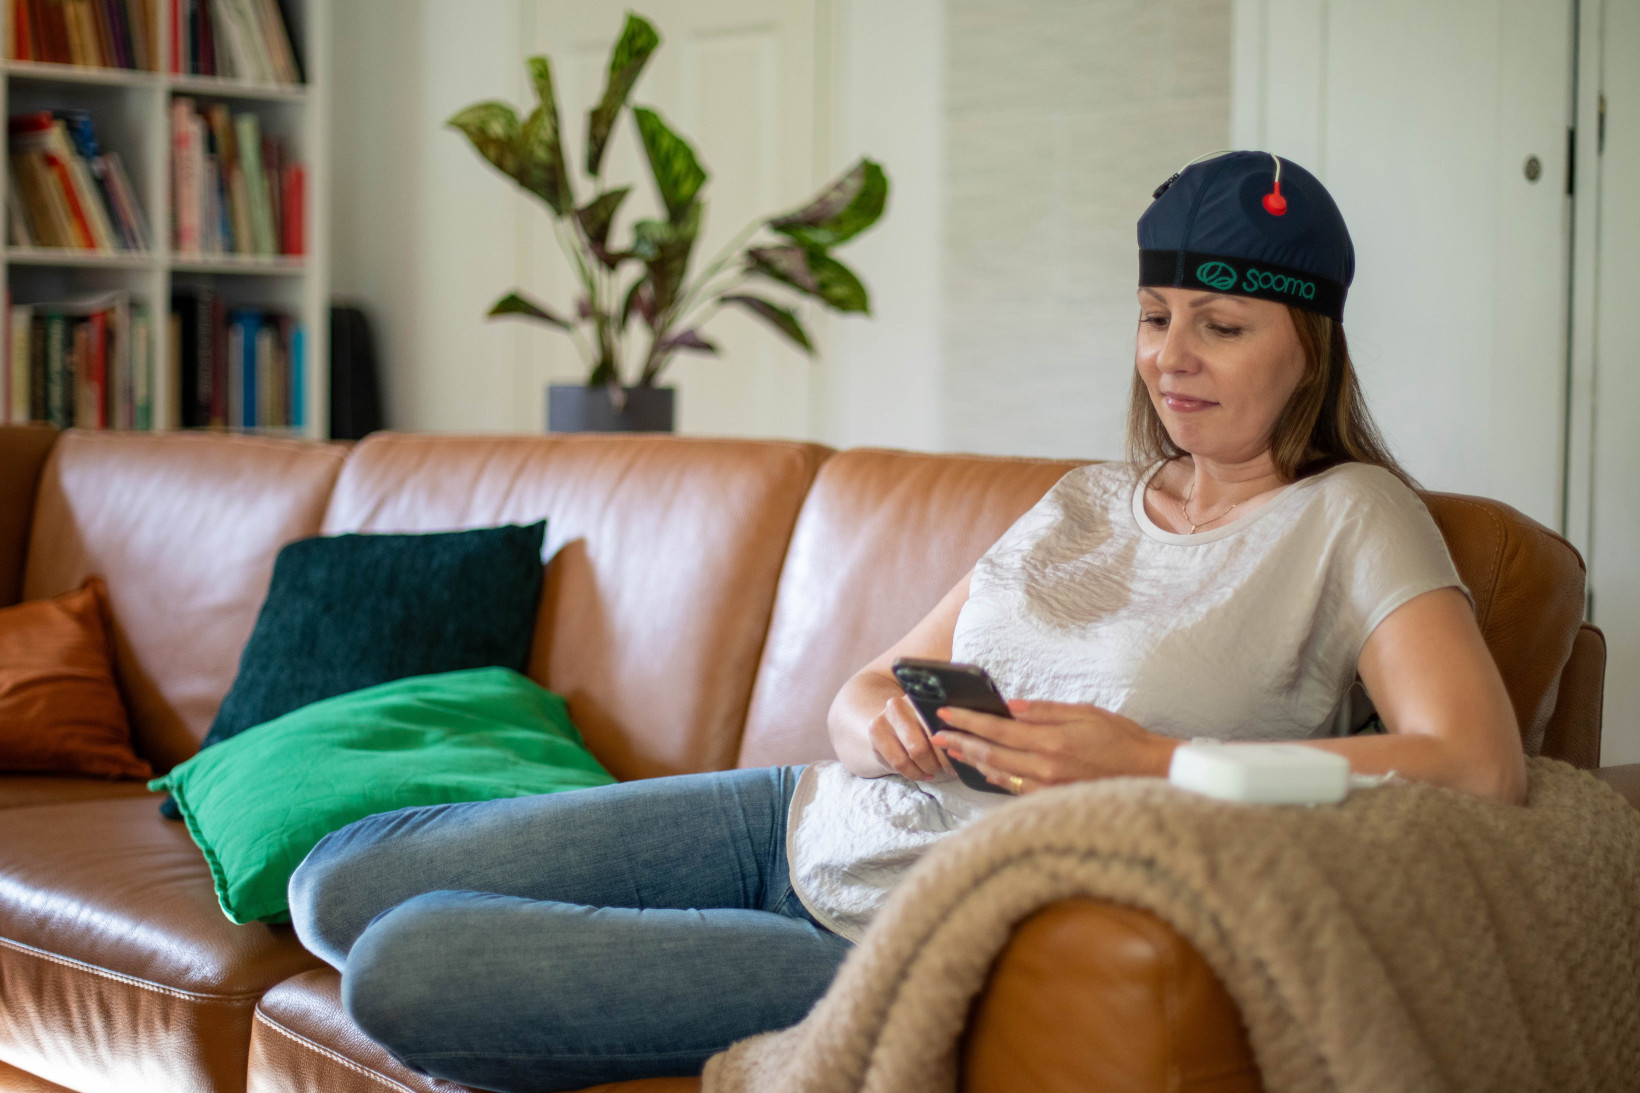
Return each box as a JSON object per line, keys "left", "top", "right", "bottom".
{"left": 22, "top": 432, "right": 349, "bottom": 772}
{"left": 737, "top": 449, "right": 1084, "bottom": 767}
{"left": 248, "top": 968, "right": 700, "bottom": 1093}
{"left": 319, "top": 433, "right": 830, "bottom": 781}
{"left": 0, "top": 796, "right": 321, "bottom": 1093}
{"left": 0, "top": 773, "right": 155, "bottom": 811}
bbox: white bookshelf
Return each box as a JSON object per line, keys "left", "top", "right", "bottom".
{"left": 0, "top": 0, "right": 329, "bottom": 438}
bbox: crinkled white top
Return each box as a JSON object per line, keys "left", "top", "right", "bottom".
{"left": 786, "top": 461, "right": 1467, "bottom": 941}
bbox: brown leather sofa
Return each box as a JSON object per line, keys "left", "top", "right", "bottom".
{"left": 1, "top": 424, "right": 1634, "bottom": 1093}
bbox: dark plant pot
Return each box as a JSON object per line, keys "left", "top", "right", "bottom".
{"left": 547, "top": 385, "right": 676, "bottom": 433}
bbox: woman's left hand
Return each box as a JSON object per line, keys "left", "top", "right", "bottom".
{"left": 932, "top": 700, "right": 1177, "bottom": 794}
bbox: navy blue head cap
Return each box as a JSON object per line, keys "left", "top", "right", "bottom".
{"left": 1138, "top": 150, "right": 1354, "bottom": 322}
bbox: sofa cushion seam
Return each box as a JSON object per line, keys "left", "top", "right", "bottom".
{"left": 254, "top": 1011, "right": 419, "bottom": 1093}
{"left": 0, "top": 934, "right": 266, "bottom": 1003}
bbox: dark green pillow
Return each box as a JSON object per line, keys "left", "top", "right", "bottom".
{"left": 149, "top": 667, "right": 615, "bottom": 924}
{"left": 162, "top": 521, "right": 546, "bottom": 818}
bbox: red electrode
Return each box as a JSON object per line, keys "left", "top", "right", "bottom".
{"left": 1263, "top": 178, "right": 1287, "bottom": 216}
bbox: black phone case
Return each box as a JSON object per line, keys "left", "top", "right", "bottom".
{"left": 891, "top": 657, "right": 1015, "bottom": 795}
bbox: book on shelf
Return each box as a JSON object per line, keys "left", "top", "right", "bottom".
{"left": 3, "top": 290, "right": 153, "bottom": 430}
{"left": 7, "top": 0, "right": 156, "bottom": 70}
{"left": 170, "top": 97, "right": 303, "bottom": 258}
{"left": 171, "top": 0, "right": 300, "bottom": 84}
{"left": 7, "top": 109, "right": 151, "bottom": 252}
{"left": 171, "top": 289, "right": 302, "bottom": 430}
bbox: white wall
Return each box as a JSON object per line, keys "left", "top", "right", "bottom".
{"left": 939, "top": 0, "right": 1232, "bottom": 460}
{"left": 813, "top": 0, "right": 946, "bottom": 451}
{"left": 329, "top": 0, "right": 530, "bottom": 432}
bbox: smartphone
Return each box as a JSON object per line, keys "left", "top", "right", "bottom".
{"left": 891, "top": 657, "right": 1015, "bottom": 795}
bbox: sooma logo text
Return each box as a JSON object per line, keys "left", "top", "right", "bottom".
{"left": 1195, "top": 261, "right": 1238, "bottom": 290}
{"left": 1241, "top": 267, "right": 1316, "bottom": 300}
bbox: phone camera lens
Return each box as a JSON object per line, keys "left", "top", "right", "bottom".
{"left": 902, "top": 669, "right": 944, "bottom": 700}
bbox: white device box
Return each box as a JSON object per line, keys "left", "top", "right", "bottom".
{"left": 1168, "top": 741, "right": 1351, "bottom": 805}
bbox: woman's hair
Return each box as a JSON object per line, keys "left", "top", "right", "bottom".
{"left": 1125, "top": 306, "right": 1415, "bottom": 487}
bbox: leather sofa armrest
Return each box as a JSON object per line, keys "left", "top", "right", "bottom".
{"left": 1593, "top": 764, "right": 1640, "bottom": 812}
{"left": 961, "top": 899, "right": 1262, "bottom": 1093}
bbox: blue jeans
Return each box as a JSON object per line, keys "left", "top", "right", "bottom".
{"left": 287, "top": 766, "right": 851, "bottom": 1092}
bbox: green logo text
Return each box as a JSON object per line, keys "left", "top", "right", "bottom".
{"left": 1241, "top": 267, "right": 1316, "bottom": 300}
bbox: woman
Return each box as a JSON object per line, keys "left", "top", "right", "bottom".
{"left": 288, "top": 150, "right": 1525, "bottom": 1092}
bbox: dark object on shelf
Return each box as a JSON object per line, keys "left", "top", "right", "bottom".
{"left": 329, "top": 305, "right": 382, "bottom": 440}
{"left": 547, "top": 384, "right": 675, "bottom": 433}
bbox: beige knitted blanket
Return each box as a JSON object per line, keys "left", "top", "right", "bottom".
{"left": 704, "top": 759, "right": 1640, "bottom": 1093}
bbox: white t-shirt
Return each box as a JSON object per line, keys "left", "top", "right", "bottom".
{"left": 785, "top": 460, "right": 1468, "bottom": 941}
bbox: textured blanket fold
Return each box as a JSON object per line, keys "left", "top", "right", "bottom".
{"left": 704, "top": 759, "right": 1640, "bottom": 1093}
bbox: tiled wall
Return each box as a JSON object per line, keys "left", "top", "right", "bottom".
{"left": 941, "top": 0, "right": 1231, "bottom": 459}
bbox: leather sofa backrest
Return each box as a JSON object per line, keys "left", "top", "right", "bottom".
{"left": 1420, "top": 491, "right": 1588, "bottom": 756}
{"left": 737, "top": 449, "right": 1083, "bottom": 768}
{"left": 320, "top": 432, "right": 829, "bottom": 781}
{"left": 22, "top": 432, "right": 348, "bottom": 772}
{"left": 737, "top": 455, "right": 1593, "bottom": 769}
{"left": 0, "top": 425, "right": 58, "bottom": 608}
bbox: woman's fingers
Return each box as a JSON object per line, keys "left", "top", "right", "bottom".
{"left": 891, "top": 700, "right": 949, "bottom": 779}
{"left": 871, "top": 697, "right": 946, "bottom": 780}
{"left": 938, "top": 735, "right": 1040, "bottom": 795}
{"left": 934, "top": 706, "right": 1035, "bottom": 748}
{"left": 934, "top": 727, "right": 1053, "bottom": 784}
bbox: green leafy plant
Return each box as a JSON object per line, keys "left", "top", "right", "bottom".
{"left": 447, "top": 13, "right": 889, "bottom": 406}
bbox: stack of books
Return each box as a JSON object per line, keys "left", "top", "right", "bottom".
{"left": 7, "top": 0, "right": 156, "bottom": 69}
{"left": 171, "top": 0, "right": 300, "bottom": 84}
{"left": 171, "top": 290, "right": 304, "bottom": 430}
{"left": 7, "top": 110, "right": 151, "bottom": 252}
{"left": 4, "top": 290, "right": 155, "bottom": 429}
{"left": 170, "top": 98, "right": 304, "bottom": 257}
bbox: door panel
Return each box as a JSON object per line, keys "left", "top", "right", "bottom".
{"left": 1586, "top": 0, "right": 1640, "bottom": 763}
{"left": 1233, "top": 0, "right": 1573, "bottom": 529}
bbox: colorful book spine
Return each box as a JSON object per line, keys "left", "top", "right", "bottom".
{"left": 132, "top": 305, "right": 152, "bottom": 430}
{"left": 9, "top": 306, "right": 33, "bottom": 425}
{"left": 288, "top": 321, "right": 304, "bottom": 429}
{"left": 43, "top": 313, "right": 68, "bottom": 428}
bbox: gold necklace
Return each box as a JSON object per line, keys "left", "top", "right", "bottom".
{"left": 1181, "top": 474, "right": 1241, "bottom": 534}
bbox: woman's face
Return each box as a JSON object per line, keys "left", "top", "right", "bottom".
{"left": 1135, "top": 287, "right": 1308, "bottom": 467}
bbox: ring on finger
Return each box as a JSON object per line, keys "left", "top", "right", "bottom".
{"left": 1007, "top": 774, "right": 1024, "bottom": 793}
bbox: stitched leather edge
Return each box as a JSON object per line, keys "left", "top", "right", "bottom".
{"left": 0, "top": 934, "right": 266, "bottom": 1004}
{"left": 253, "top": 1011, "right": 418, "bottom": 1093}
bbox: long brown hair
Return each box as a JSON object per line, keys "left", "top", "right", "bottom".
{"left": 1125, "top": 306, "right": 1414, "bottom": 487}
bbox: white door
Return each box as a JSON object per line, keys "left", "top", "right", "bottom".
{"left": 1232, "top": 0, "right": 1574, "bottom": 530}
{"left": 1572, "top": 0, "right": 1640, "bottom": 764}
{"left": 523, "top": 0, "right": 822, "bottom": 439}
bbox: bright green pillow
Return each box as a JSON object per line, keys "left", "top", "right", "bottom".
{"left": 149, "top": 667, "right": 615, "bottom": 925}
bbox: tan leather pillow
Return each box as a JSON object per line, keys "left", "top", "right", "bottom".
{"left": 0, "top": 577, "right": 151, "bottom": 778}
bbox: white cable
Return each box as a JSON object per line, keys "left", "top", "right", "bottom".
{"left": 1167, "top": 147, "right": 1279, "bottom": 183}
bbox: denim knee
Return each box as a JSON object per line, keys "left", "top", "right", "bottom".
{"left": 287, "top": 825, "right": 366, "bottom": 970}
{"left": 339, "top": 890, "right": 467, "bottom": 1059}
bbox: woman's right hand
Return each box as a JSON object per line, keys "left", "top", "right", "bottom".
{"left": 868, "top": 695, "right": 952, "bottom": 781}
